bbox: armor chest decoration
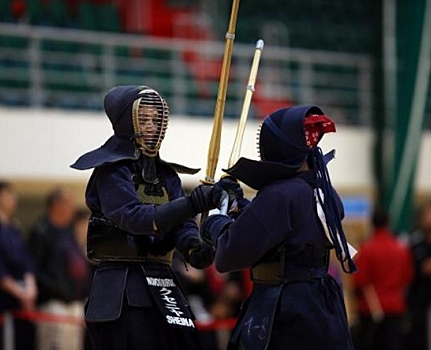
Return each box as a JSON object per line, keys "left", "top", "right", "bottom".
{"left": 136, "top": 180, "right": 170, "bottom": 206}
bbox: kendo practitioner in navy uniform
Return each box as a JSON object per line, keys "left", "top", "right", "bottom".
{"left": 202, "top": 105, "right": 357, "bottom": 350}
{"left": 71, "top": 85, "right": 224, "bottom": 350}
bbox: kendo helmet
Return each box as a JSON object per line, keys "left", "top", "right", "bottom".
{"left": 223, "top": 105, "right": 335, "bottom": 190}
{"left": 70, "top": 85, "right": 170, "bottom": 170}
{"left": 104, "top": 85, "right": 169, "bottom": 157}
{"left": 258, "top": 105, "right": 333, "bottom": 168}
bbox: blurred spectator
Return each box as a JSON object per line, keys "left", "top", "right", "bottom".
{"left": 172, "top": 255, "right": 219, "bottom": 350}
{"left": 71, "top": 207, "right": 96, "bottom": 350}
{"left": 71, "top": 207, "right": 93, "bottom": 260}
{"left": 206, "top": 268, "right": 249, "bottom": 321}
{"left": 0, "top": 180, "right": 37, "bottom": 350}
{"left": 172, "top": 254, "right": 214, "bottom": 322}
{"left": 406, "top": 201, "right": 431, "bottom": 350}
{"left": 70, "top": 207, "right": 94, "bottom": 301}
{"left": 352, "top": 207, "right": 413, "bottom": 350}
{"left": 173, "top": 258, "right": 251, "bottom": 350}
{"left": 27, "top": 186, "right": 86, "bottom": 350}
{"left": 206, "top": 269, "right": 250, "bottom": 350}
{"left": 175, "top": 261, "right": 250, "bottom": 321}
{"left": 72, "top": 208, "right": 90, "bottom": 254}
{"left": 72, "top": 207, "right": 98, "bottom": 288}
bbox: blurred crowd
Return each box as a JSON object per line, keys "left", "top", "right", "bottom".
{"left": 0, "top": 181, "right": 252, "bottom": 350}
{"left": 1, "top": 180, "right": 431, "bottom": 350}
{"left": 0, "top": 182, "right": 93, "bottom": 350}
{"left": 349, "top": 202, "right": 431, "bottom": 350}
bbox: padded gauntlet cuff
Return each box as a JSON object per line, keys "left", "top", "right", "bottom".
{"left": 200, "top": 214, "right": 233, "bottom": 246}
{"left": 153, "top": 197, "right": 194, "bottom": 233}
{"left": 184, "top": 238, "right": 215, "bottom": 269}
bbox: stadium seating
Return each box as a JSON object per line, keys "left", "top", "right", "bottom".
{"left": 0, "top": 0, "right": 381, "bottom": 123}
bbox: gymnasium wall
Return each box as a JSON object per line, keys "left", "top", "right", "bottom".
{"left": 0, "top": 106, "right": 430, "bottom": 232}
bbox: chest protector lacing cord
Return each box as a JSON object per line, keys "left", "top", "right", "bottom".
{"left": 311, "top": 147, "right": 357, "bottom": 273}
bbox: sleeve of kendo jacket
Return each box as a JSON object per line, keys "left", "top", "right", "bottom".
{"left": 214, "top": 182, "right": 295, "bottom": 273}
{"left": 89, "top": 162, "right": 156, "bottom": 235}
{"left": 161, "top": 166, "right": 201, "bottom": 254}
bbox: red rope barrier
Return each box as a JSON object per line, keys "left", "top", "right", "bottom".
{"left": 13, "top": 310, "right": 84, "bottom": 326}
{"left": 1, "top": 310, "right": 237, "bottom": 331}
{"left": 195, "top": 317, "right": 237, "bottom": 331}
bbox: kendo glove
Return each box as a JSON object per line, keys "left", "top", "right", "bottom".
{"left": 188, "top": 184, "right": 225, "bottom": 215}
{"left": 153, "top": 184, "right": 225, "bottom": 233}
{"left": 185, "top": 239, "right": 215, "bottom": 269}
{"left": 216, "top": 176, "right": 250, "bottom": 218}
{"left": 200, "top": 214, "right": 233, "bottom": 246}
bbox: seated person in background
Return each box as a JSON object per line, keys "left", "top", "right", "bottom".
{"left": 0, "top": 180, "right": 37, "bottom": 350}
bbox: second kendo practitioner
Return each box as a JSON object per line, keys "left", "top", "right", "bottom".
{"left": 71, "top": 85, "right": 224, "bottom": 350}
{"left": 202, "top": 105, "right": 357, "bottom": 350}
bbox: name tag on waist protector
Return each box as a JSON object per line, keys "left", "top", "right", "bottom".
{"left": 144, "top": 264, "right": 196, "bottom": 330}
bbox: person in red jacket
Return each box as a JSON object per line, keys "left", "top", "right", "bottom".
{"left": 352, "top": 207, "right": 413, "bottom": 350}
